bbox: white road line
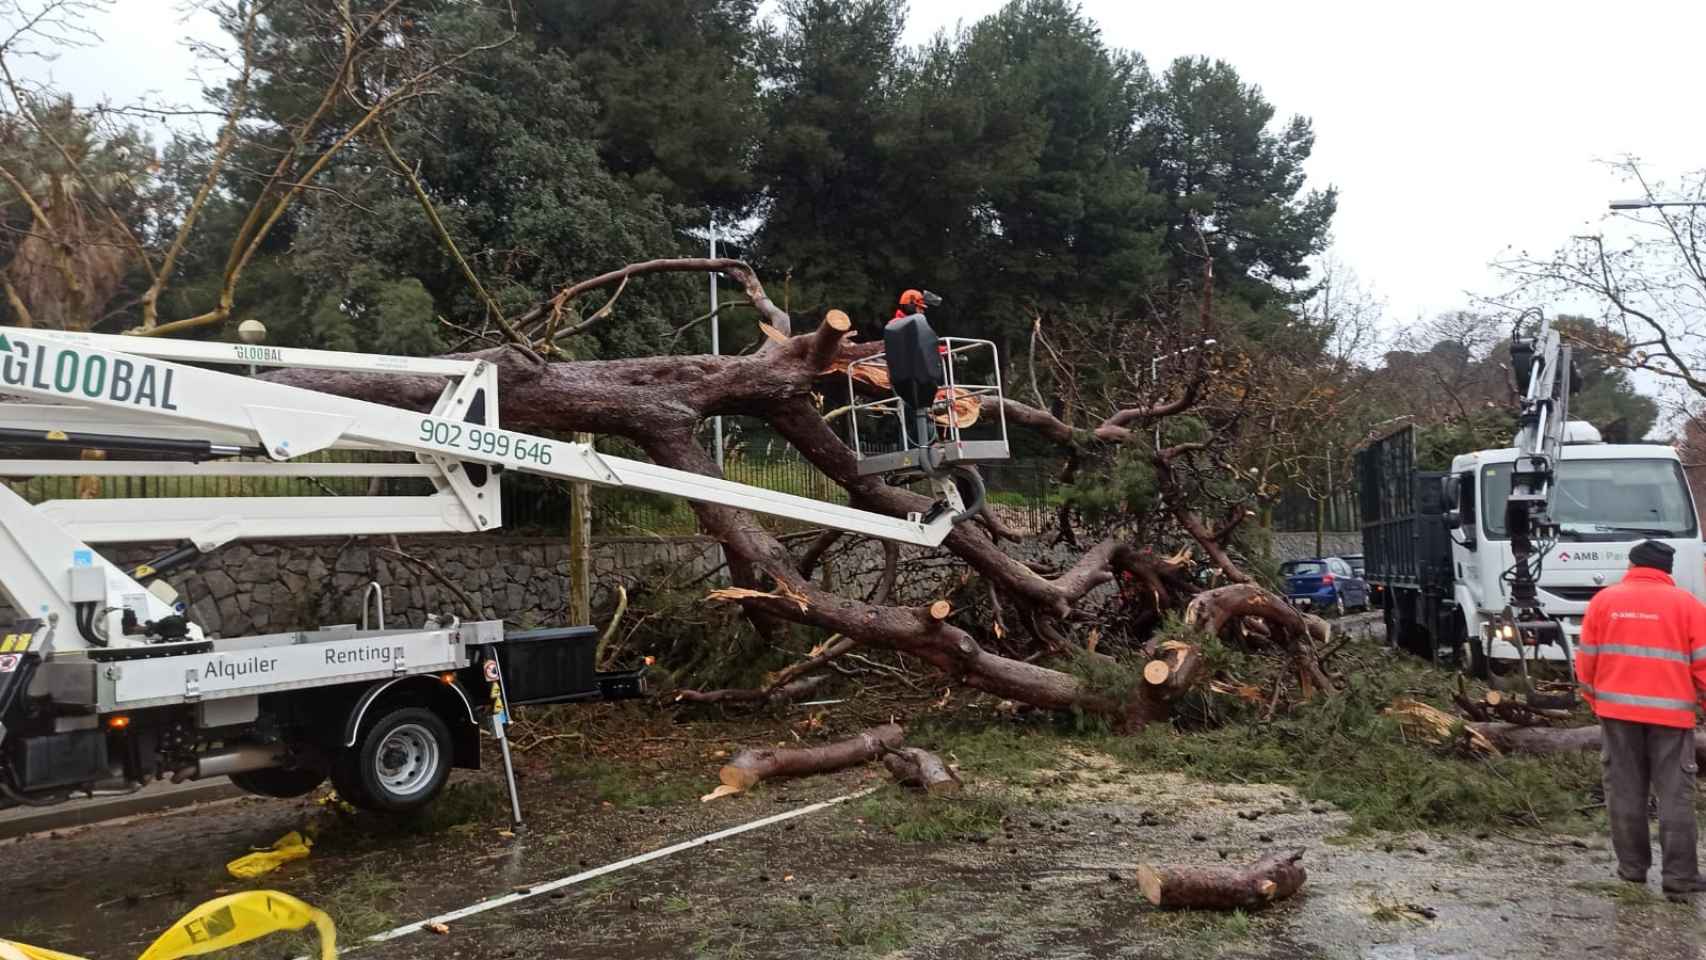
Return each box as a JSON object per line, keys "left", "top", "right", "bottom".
{"left": 361, "top": 786, "right": 876, "bottom": 946}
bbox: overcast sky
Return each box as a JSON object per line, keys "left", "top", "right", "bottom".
{"left": 22, "top": 0, "right": 1706, "bottom": 336}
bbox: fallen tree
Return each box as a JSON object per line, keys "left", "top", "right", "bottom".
{"left": 258, "top": 256, "right": 1328, "bottom": 725}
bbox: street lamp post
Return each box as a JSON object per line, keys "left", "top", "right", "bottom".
{"left": 238, "top": 318, "right": 267, "bottom": 376}
{"left": 708, "top": 219, "right": 723, "bottom": 471}
{"left": 1609, "top": 198, "right": 1706, "bottom": 211}
{"left": 1150, "top": 339, "right": 1217, "bottom": 449}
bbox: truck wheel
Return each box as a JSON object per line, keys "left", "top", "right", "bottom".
{"left": 230, "top": 767, "right": 326, "bottom": 799}
{"left": 334, "top": 706, "right": 453, "bottom": 814}
{"left": 1468, "top": 638, "right": 1490, "bottom": 680}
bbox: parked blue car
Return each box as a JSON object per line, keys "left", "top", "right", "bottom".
{"left": 1280, "top": 556, "right": 1370, "bottom": 614}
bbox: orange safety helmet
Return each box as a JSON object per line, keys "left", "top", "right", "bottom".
{"left": 898, "top": 289, "right": 927, "bottom": 310}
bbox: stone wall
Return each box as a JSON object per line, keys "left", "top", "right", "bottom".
{"left": 83, "top": 530, "right": 1078, "bottom": 638}
{"left": 1269, "top": 531, "right": 1364, "bottom": 563}
{"left": 56, "top": 527, "right": 1349, "bottom": 640}
{"left": 95, "top": 536, "right": 724, "bottom": 638}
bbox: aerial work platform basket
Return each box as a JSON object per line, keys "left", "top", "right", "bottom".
{"left": 845, "top": 335, "right": 1010, "bottom": 479}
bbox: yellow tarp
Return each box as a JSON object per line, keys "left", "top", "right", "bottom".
{"left": 225, "top": 830, "right": 312, "bottom": 879}
{"left": 1, "top": 890, "right": 335, "bottom": 960}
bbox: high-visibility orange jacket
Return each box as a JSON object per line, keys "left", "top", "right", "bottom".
{"left": 1577, "top": 566, "right": 1706, "bottom": 728}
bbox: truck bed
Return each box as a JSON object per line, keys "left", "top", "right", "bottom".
{"left": 1358, "top": 427, "right": 1452, "bottom": 592}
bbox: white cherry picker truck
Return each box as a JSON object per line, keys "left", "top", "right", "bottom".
{"left": 0, "top": 318, "right": 1006, "bottom": 825}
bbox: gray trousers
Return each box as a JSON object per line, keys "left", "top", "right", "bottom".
{"left": 1601, "top": 717, "right": 1699, "bottom": 885}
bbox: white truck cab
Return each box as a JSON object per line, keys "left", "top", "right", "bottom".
{"left": 1445, "top": 423, "right": 1703, "bottom": 668}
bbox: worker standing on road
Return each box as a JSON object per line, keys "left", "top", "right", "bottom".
{"left": 1577, "top": 539, "right": 1706, "bottom": 896}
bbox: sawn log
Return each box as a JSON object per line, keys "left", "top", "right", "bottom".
{"left": 1136, "top": 849, "right": 1307, "bottom": 910}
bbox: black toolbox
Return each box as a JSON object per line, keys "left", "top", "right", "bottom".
{"left": 495, "top": 626, "right": 646, "bottom": 705}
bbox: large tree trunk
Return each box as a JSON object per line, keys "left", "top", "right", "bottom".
{"left": 1185, "top": 585, "right": 1334, "bottom": 695}
{"left": 1468, "top": 722, "right": 1706, "bottom": 767}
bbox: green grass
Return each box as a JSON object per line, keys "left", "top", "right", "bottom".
{"left": 908, "top": 640, "right": 1634, "bottom": 836}
{"left": 1144, "top": 907, "right": 1257, "bottom": 959}
{"left": 313, "top": 867, "right": 405, "bottom": 940}
{"left": 766, "top": 893, "right": 920, "bottom": 952}
{"left": 1572, "top": 880, "right": 1671, "bottom": 906}
{"left": 692, "top": 890, "right": 922, "bottom": 958}
{"left": 312, "top": 779, "right": 506, "bottom": 854}
{"left": 1101, "top": 659, "right": 1606, "bottom": 834}
{"left": 853, "top": 786, "right": 1011, "bottom": 842}
{"left": 564, "top": 758, "right": 703, "bottom": 808}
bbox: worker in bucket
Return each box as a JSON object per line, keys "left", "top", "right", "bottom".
{"left": 891, "top": 288, "right": 942, "bottom": 323}
{"left": 884, "top": 289, "right": 945, "bottom": 451}
{"left": 1576, "top": 539, "right": 1706, "bottom": 897}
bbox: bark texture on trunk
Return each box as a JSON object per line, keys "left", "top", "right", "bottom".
{"left": 1468, "top": 722, "right": 1706, "bottom": 768}
{"left": 713, "top": 723, "right": 905, "bottom": 794}
{"left": 1136, "top": 849, "right": 1307, "bottom": 910}
{"left": 882, "top": 747, "right": 962, "bottom": 795}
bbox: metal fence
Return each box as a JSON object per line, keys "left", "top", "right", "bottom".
{"left": 1268, "top": 486, "right": 1359, "bottom": 533}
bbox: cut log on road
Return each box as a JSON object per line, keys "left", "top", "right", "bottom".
{"left": 704, "top": 723, "right": 905, "bottom": 800}
{"left": 1136, "top": 849, "right": 1308, "bottom": 910}
{"left": 1468, "top": 722, "right": 1706, "bottom": 768}
{"left": 1127, "top": 641, "right": 1203, "bottom": 728}
{"left": 882, "top": 747, "right": 962, "bottom": 795}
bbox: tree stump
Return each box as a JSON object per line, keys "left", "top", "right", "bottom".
{"left": 1126, "top": 641, "right": 1203, "bottom": 728}
{"left": 882, "top": 747, "right": 962, "bottom": 795}
{"left": 1136, "top": 849, "right": 1307, "bottom": 910}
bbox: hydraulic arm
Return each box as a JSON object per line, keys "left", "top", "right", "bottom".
{"left": 1497, "top": 315, "right": 1577, "bottom": 704}
{"left": 0, "top": 328, "right": 1006, "bottom": 653}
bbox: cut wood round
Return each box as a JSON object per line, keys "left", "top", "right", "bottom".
{"left": 1136, "top": 849, "right": 1307, "bottom": 910}
{"left": 1483, "top": 689, "right": 1503, "bottom": 707}
{"left": 928, "top": 600, "right": 952, "bottom": 622}
{"left": 1125, "top": 641, "right": 1202, "bottom": 729}
{"left": 882, "top": 747, "right": 962, "bottom": 795}
{"left": 823, "top": 309, "right": 852, "bottom": 331}
{"left": 709, "top": 723, "right": 905, "bottom": 798}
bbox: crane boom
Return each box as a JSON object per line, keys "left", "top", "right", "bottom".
{"left": 0, "top": 328, "right": 1001, "bottom": 653}
{"left": 1505, "top": 318, "right": 1572, "bottom": 615}
{"left": 1496, "top": 315, "right": 1577, "bottom": 704}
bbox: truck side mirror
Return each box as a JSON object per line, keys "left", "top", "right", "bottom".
{"left": 1443, "top": 509, "right": 1477, "bottom": 549}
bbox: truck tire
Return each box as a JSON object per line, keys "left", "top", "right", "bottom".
{"left": 1468, "top": 637, "right": 1490, "bottom": 680}
{"left": 230, "top": 767, "right": 326, "bottom": 799}
{"left": 333, "top": 706, "right": 453, "bottom": 814}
